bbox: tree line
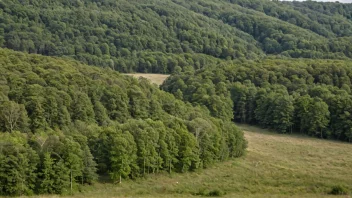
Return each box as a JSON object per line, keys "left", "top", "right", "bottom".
{"left": 0, "top": 0, "right": 261, "bottom": 73}
{"left": 0, "top": 48, "right": 246, "bottom": 196}
{"left": 173, "top": 0, "right": 352, "bottom": 59}
{"left": 2, "top": 0, "right": 352, "bottom": 74}
{"left": 162, "top": 59, "right": 352, "bottom": 142}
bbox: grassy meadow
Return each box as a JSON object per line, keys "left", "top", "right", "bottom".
{"left": 21, "top": 125, "right": 352, "bottom": 198}
{"left": 125, "top": 73, "right": 170, "bottom": 85}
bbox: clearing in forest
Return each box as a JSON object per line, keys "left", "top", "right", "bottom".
{"left": 125, "top": 73, "right": 170, "bottom": 86}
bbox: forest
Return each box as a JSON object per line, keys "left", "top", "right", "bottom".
{"left": 0, "top": 48, "right": 246, "bottom": 196}
{"left": 162, "top": 59, "right": 352, "bottom": 142}
{"left": 1, "top": 0, "right": 352, "bottom": 196}
{"left": 0, "top": 0, "right": 262, "bottom": 73}
{"left": 2, "top": 0, "right": 352, "bottom": 73}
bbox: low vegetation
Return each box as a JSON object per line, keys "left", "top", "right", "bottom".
{"left": 125, "top": 74, "right": 170, "bottom": 86}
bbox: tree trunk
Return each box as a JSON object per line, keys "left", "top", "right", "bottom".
{"left": 70, "top": 169, "right": 73, "bottom": 195}
{"left": 320, "top": 128, "right": 323, "bottom": 139}
{"left": 143, "top": 158, "right": 145, "bottom": 175}
{"left": 169, "top": 159, "right": 171, "bottom": 174}
{"left": 157, "top": 152, "right": 160, "bottom": 174}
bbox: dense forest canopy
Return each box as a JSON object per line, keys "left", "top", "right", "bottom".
{"left": 0, "top": 0, "right": 262, "bottom": 73}
{"left": 174, "top": 0, "right": 352, "bottom": 58}
{"left": 162, "top": 58, "right": 352, "bottom": 142}
{"left": 1, "top": 0, "right": 352, "bottom": 196}
{"left": 0, "top": 48, "right": 246, "bottom": 196}
{"left": 1, "top": 0, "right": 352, "bottom": 73}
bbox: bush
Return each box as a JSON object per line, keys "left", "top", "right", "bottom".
{"left": 207, "top": 189, "right": 224, "bottom": 197}
{"left": 195, "top": 188, "right": 225, "bottom": 197}
{"left": 329, "top": 185, "right": 348, "bottom": 195}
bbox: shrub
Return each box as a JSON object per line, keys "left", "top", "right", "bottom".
{"left": 195, "top": 188, "right": 225, "bottom": 197}
{"left": 329, "top": 185, "right": 348, "bottom": 195}
{"left": 207, "top": 189, "right": 225, "bottom": 197}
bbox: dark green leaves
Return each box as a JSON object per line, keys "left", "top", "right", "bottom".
{"left": 0, "top": 48, "right": 246, "bottom": 195}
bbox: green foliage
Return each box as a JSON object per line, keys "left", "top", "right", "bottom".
{"left": 0, "top": 48, "right": 246, "bottom": 195}
{"left": 196, "top": 188, "right": 225, "bottom": 197}
{"left": 107, "top": 130, "right": 137, "bottom": 182}
{"left": 177, "top": 0, "right": 352, "bottom": 59}
{"left": 0, "top": 101, "right": 29, "bottom": 132}
{"left": 162, "top": 58, "right": 352, "bottom": 141}
{"left": 2, "top": 0, "right": 352, "bottom": 74}
{"left": 82, "top": 145, "right": 98, "bottom": 184}
{"left": 38, "top": 152, "right": 54, "bottom": 194}
{"left": 329, "top": 185, "right": 348, "bottom": 195}
{"left": 0, "top": 0, "right": 262, "bottom": 73}
{"left": 207, "top": 189, "right": 225, "bottom": 197}
{"left": 306, "top": 98, "right": 330, "bottom": 138}
{"left": 0, "top": 132, "right": 39, "bottom": 196}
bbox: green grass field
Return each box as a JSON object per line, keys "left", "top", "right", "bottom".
{"left": 22, "top": 125, "right": 352, "bottom": 198}
{"left": 125, "top": 73, "right": 170, "bottom": 86}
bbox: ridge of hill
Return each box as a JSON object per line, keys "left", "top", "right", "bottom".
{"left": 1, "top": 0, "right": 352, "bottom": 73}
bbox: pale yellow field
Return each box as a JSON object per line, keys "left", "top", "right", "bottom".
{"left": 21, "top": 125, "right": 352, "bottom": 198}
{"left": 125, "top": 73, "right": 170, "bottom": 85}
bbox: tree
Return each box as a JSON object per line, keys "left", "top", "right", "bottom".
{"left": 26, "top": 99, "right": 46, "bottom": 131}
{"left": 38, "top": 152, "right": 55, "bottom": 194}
{"left": 0, "top": 101, "right": 28, "bottom": 132}
{"left": 61, "top": 138, "right": 84, "bottom": 194}
{"left": 82, "top": 145, "right": 98, "bottom": 184}
{"left": 51, "top": 160, "right": 70, "bottom": 194}
{"left": 0, "top": 133, "right": 39, "bottom": 196}
{"left": 272, "top": 94, "right": 294, "bottom": 133}
{"left": 93, "top": 101, "right": 109, "bottom": 126}
{"left": 188, "top": 118, "right": 219, "bottom": 168}
{"left": 176, "top": 127, "right": 200, "bottom": 172}
{"left": 108, "top": 131, "right": 137, "bottom": 183}
{"left": 307, "top": 98, "right": 330, "bottom": 138}
{"left": 128, "top": 86, "right": 149, "bottom": 119}
{"left": 71, "top": 92, "right": 95, "bottom": 122}
{"left": 231, "top": 82, "right": 248, "bottom": 123}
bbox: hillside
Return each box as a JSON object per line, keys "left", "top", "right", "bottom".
{"left": 25, "top": 125, "right": 352, "bottom": 197}
{"left": 1, "top": 0, "right": 352, "bottom": 73}
{"left": 1, "top": 0, "right": 352, "bottom": 196}
{"left": 0, "top": 48, "right": 246, "bottom": 196}
{"left": 162, "top": 58, "right": 352, "bottom": 142}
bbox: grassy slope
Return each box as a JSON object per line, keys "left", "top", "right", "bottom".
{"left": 125, "top": 73, "right": 170, "bottom": 86}
{"left": 25, "top": 125, "right": 352, "bottom": 198}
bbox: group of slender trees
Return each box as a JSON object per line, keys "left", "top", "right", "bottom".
{"left": 0, "top": 48, "right": 246, "bottom": 196}
{"left": 162, "top": 59, "right": 352, "bottom": 142}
